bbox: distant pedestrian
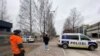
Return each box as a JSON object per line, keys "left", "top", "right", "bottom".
{"left": 43, "top": 34, "right": 50, "bottom": 50}
{"left": 10, "top": 30, "right": 25, "bottom": 56}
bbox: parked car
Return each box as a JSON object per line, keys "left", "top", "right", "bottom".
{"left": 22, "top": 35, "right": 35, "bottom": 43}
{"left": 27, "top": 36, "right": 35, "bottom": 43}
{"left": 58, "top": 33, "right": 98, "bottom": 51}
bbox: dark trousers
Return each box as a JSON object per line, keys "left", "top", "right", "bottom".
{"left": 44, "top": 42, "right": 49, "bottom": 45}
{"left": 14, "top": 52, "right": 24, "bottom": 56}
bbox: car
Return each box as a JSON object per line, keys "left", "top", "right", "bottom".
{"left": 58, "top": 33, "right": 98, "bottom": 51}
{"left": 22, "top": 35, "right": 35, "bottom": 43}
{"left": 27, "top": 36, "right": 35, "bottom": 43}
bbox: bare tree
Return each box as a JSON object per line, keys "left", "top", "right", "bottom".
{"left": 63, "top": 17, "right": 73, "bottom": 33}
{"left": 0, "top": 0, "right": 9, "bottom": 21}
{"left": 63, "top": 8, "right": 83, "bottom": 33}
{"left": 35, "top": 0, "right": 56, "bottom": 36}
{"left": 70, "top": 8, "right": 83, "bottom": 32}
{"left": 46, "top": 11, "right": 56, "bottom": 36}
{"left": 18, "top": 0, "right": 36, "bottom": 35}
{"left": 38, "top": 0, "right": 51, "bottom": 34}
{"left": 63, "top": 17, "right": 72, "bottom": 30}
{"left": 18, "top": 0, "right": 56, "bottom": 36}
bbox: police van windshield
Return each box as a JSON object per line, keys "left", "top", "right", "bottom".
{"left": 80, "top": 35, "right": 91, "bottom": 41}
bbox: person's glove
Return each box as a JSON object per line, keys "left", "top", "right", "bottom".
{"left": 21, "top": 49, "right": 25, "bottom": 53}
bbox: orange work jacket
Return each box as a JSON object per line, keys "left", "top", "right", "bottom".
{"left": 10, "top": 35, "right": 23, "bottom": 54}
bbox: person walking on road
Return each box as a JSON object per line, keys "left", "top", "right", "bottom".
{"left": 43, "top": 34, "right": 50, "bottom": 50}
{"left": 10, "top": 30, "right": 25, "bottom": 56}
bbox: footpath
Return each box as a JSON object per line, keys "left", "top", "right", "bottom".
{"left": 26, "top": 38, "right": 64, "bottom": 56}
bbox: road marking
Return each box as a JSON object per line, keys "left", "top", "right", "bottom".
{"left": 62, "top": 49, "right": 66, "bottom": 56}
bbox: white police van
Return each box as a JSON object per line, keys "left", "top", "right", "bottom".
{"left": 58, "top": 33, "right": 98, "bottom": 51}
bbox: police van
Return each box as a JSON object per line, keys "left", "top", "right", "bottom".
{"left": 58, "top": 33, "right": 98, "bottom": 51}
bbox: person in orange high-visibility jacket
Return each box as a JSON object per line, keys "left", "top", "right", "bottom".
{"left": 10, "top": 30, "right": 25, "bottom": 56}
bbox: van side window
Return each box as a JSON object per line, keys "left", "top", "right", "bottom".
{"left": 62, "top": 35, "right": 79, "bottom": 40}
{"left": 68, "top": 35, "right": 79, "bottom": 40}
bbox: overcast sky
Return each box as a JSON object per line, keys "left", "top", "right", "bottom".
{"left": 7, "top": 0, "right": 100, "bottom": 34}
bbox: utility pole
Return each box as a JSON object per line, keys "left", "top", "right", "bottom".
{"left": 30, "top": 0, "right": 32, "bottom": 35}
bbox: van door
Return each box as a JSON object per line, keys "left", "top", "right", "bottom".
{"left": 79, "top": 35, "right": 90, "bottom": 48}
{"left": 68, "top": 35, "right": 80, "bottom": 47}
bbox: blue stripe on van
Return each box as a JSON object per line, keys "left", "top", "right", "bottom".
{"left": 88, "top": 42, "right": 96, "bottom": 45}
{"left": 62, "top": 41, "right": 69, "bottom": 44}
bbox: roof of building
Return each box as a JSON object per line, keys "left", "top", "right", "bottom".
{"left": 87, "top": 22, "right": 100, "bottom": 29}
{"left": 0, "top": 20, "right": 12, "bottom": 28}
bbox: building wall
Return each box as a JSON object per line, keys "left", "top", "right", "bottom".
{"left": 0, "top": 20, "right": 12, "bottom": 46}
{"left": 0, "top": 20, "right": 12, "bottom": 33}
{"left": 87, "top": 22, "right": 100, "bottom": 38}
{"left": 75, "top": 25, "right": 88, "bottom": 35}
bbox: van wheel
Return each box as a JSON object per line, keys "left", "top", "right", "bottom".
{"left": 63, "top": 44, "right": 68, "bottom": 49}
{"left": 89, "top": 45, "right": 95, "bottom": 51}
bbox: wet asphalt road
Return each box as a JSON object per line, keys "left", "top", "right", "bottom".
{"left": 27, "top": 38, "right": 100, "bottom": 56}
{"left": 63, "top": 43, "right": 100, "bottom": 56}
